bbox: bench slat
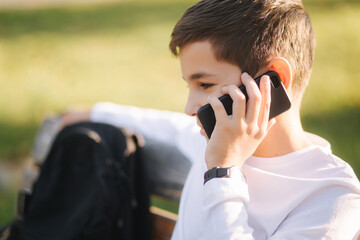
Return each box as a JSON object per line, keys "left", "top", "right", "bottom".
{"left": 150, "top": 206, "right": 177, "bottom": 240}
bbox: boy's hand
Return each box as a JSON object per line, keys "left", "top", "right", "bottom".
{"left": 59, "top": 109, "right": 91, "bottom": 130}
{"left": 204, "top": 73, "right": 276, "bottom": 169}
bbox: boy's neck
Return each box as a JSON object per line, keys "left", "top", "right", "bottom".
{"left": 253, "top": 109, "right": 312, "bottom": 158}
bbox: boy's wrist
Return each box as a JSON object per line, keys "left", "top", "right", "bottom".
{"left": 205, "top": 155, "right": 246, "bottom": 170}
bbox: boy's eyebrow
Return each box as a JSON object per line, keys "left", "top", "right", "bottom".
{"left": 184, "top": 72, "right": 216, "bottom": 81}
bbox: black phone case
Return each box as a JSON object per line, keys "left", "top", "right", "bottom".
{"left": 197, "top": 71, "right": 291, "bottom": 138}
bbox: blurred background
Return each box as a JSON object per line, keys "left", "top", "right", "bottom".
{"left": 0, "top": 0, "right": 359, "bottom": 225}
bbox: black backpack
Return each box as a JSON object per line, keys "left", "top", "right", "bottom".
{"left": 2, "top": 122, "right": 151, "bottom": 240}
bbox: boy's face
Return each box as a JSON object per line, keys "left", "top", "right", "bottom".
{"left": 179, "top": 41, "right": 242, "bottom": 133}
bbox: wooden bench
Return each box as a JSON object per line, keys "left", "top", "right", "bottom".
{"left": 142, "top": 137, "right": 191, "bottom": 240}
{"left": 30, "top": 117, "right": 191, "bottom": 240}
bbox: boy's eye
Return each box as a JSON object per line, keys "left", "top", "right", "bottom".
{"left": 200, "top": 83, "right": 214, "bottom": 89}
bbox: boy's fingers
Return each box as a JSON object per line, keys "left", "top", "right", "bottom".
{"left": 241, "top": 73, "right": 262, "bottom": 124}
{"left": 208, "top": 96, "right": 228, "bottom": 124}
{"left": 223, "top": 85, "right": 246, "bottom": 120}
{"left": 258, "top": 75, "right": 272, "bottom": 129}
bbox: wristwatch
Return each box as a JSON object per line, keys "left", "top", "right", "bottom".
{"left": 204, "top": 166, "right": 236, "bottom": 184}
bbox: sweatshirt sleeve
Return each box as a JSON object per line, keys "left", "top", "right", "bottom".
{"left": 199, "top": 169, "right": 360, "bottom": 240}
{"left": 90, "top": 102, "right": 206, "bottom": 164}
{"left": 199, "top": 166, "right": 254, "bottom": 240}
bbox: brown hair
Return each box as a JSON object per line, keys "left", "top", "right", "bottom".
{"left": 170, "top": 0, "right": 315, "bottom": 99}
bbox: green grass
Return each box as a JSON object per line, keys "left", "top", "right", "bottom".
{"left": 0, "top": 190, "right": 16, "bottom": 226}
{"left": 0, "top": 0, "right": 360, "bottom": 225}
{"left": 151, "top": 195, "right": 179, "bottom": 214}
{"left": 0, "top": 0, "right": 194, "bottom": 161}
{"left": 302, "top": 1, "right": 360, "bottom": 115}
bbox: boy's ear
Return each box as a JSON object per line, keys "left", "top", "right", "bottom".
{"left": 268, "top": 57, "right": 292, "bottom": 89}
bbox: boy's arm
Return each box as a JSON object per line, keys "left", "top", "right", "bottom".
{"left": 199, "top": 167, "right": 360, "bottom": 240}
{"left": 203, "top": 73, "right": 275, "bottom": 170}
{"left": 61, "top": 102, "right": 206, "bottom": 164}
{"left": 195, "top": 73, "right": 274, "bottom": 239}
{"left": 199, "top": 167, "right": 254, "bottom": 239}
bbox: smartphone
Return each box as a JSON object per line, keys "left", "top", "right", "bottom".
{"left": 197, "top": 71, "right": 291, "bottom": 138}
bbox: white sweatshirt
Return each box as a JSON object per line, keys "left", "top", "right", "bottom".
{"left": 91, "top": 102, "right": 360, "bottom": 240}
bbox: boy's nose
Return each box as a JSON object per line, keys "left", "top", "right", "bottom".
{"left": 184, "top": 101, "right": 197, "bottom": 117}
{"left": 184, "top": 95, "right": 201, "bottom": 117}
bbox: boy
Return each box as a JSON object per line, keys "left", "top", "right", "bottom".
{"left": 62, "top": 0, "right": 360, "bottom": 239}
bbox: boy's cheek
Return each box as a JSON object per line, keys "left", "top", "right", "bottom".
{"left": 211, "top": 85, "right": 227, "bottom": 98}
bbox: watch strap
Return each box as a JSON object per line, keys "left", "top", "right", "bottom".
{"left": 204, "top": 167, "right": 231, "bottom": 184}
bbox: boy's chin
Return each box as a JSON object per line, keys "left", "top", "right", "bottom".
{"left": 200, "top": 128, "right": 207, "bottom": 137}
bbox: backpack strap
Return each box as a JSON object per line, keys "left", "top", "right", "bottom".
{"left": 50, "top": 125, "right": 115, "bottom": 174}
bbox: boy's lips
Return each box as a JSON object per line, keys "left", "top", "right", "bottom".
{"left": 196, "top": 119, "right": 207, "bottom": 137}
